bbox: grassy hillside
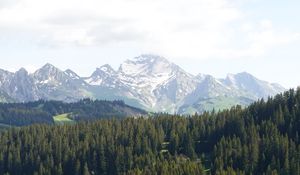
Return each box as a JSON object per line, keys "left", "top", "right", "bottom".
{"left": 53, "top": 113, "right": 75, "bottom": 125}
{"left": 179, "top": 96, "right": 254, "bottom": 114}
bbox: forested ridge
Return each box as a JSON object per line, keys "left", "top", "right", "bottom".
{"left": 0, "top": 99, "right": 146, "bottom": 126}
{"left": 0, "top": 89, "right": 299, "bottom": 174}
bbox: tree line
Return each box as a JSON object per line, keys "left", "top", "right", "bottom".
{"left": 0, "top": 88, "right": 299, "bottom": 174}
{"left": 0, "top": 99, "right": 146, "bottom": 126}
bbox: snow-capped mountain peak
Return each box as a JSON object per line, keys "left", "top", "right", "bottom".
{"left": 84, "top": 64, "right": 117, "bottom": 86}
{"left": 34, "top": 63, "right": 62, "bottom": 80}
{"left": 97, "top": 64, "right": 116, "bottom": 75}
{"left": 118, "top": 54, "right": 177, "bottom": 77}
{"left": 64, "top": 69, "right": 81, "bottom": 80}
{"left": 40, "top": 63, "right": 58, "bottom": 72}
{"left": 16, "top": 68, "right": 29, "bottom": 75}
{"left": 0, "top": 55, "right": 286, "bottom": 114}
{"left": 132, "top": 54, "right": 166, "bottom": 62}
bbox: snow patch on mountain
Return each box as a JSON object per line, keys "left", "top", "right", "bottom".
{"left": 0, "top": 55, "right": 286, "bottom": 113}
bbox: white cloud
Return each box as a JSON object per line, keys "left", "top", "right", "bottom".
{"left": 223, "top": 20, "right": 300, "bottom": 58}
{"left": 0, "top": 0, "right": 19, "bottom": 9}
{"left": 0, "top": 0, "right": 299, "bottom": 60}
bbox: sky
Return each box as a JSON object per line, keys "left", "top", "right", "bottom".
{"left": 0, "top": 0, "right": 299, "bottom": 88}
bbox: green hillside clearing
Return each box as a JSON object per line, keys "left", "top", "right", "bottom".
{"left": 53, "top": 113, "right": 75, "bottom": 125}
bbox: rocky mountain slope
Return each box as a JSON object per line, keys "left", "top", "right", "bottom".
{"left": 0, "top": 55, "right": 285, "bottom": 113}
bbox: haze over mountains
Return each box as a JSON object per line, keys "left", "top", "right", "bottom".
{"left": 0, "top": 55, "right": 285, "bottom": 114}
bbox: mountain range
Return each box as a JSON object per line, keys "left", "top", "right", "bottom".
{"left": 0, "top": 55, "right": 285, "bottom": 114}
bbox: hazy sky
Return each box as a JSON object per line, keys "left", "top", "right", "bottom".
{"left": 0, "top": 0, "right": 299, "bottom": 88}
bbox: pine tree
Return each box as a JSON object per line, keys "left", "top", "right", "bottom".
{"left": 83, "top": 162, "right": 90, "bottom": 175}
{"left": 75, "top": 159, "right": 81, "bottom": 175}
{"left": 56, "top": 163, "right": 63, "bottom": 175}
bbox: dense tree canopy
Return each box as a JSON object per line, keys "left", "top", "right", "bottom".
{"left": 0, "top": 99, "right": 146, "bottom": 126}
{"left": 0, "top": 88, "right": 299, "bottom": 174}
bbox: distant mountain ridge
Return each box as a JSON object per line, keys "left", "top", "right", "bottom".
{"left": 0, "top": 54, "right": 285, "bottom": 113}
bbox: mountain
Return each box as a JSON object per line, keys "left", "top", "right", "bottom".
{"left": 0, "top": 68, "right": 40, "bottom": 102}
{"left": 85, "top": 64, "right": 117, "bottom": 86}
{"left": 0, "top": 90, "right": 14, "bottom": 103}
{"left": 0, "top": 55, "right": 285, "bottom": 113}
{"left": 33, "top": 63, "right": 90, "bottom": 101}
{"left": 117, "top": 55, "right": 199, "bottom": 112}
{"left": 222, "top": 72, "right": 285, "bottom": 99}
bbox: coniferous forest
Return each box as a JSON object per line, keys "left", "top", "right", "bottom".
{"left": 0, "top": 99, "right": 146, "bottom": 126}
{"left": 0, "top": 89, "right": 299, "bottom": 175}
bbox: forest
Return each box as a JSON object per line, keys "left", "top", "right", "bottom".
{"left": 0, "top": 88, "right": 299, "bottom": 174}
{"left": 0, "top": 99, "right": 146, "bottom": 126}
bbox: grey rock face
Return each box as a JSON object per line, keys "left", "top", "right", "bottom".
{"left": 0, "top": 55, "right": 285, "bottom": 113}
